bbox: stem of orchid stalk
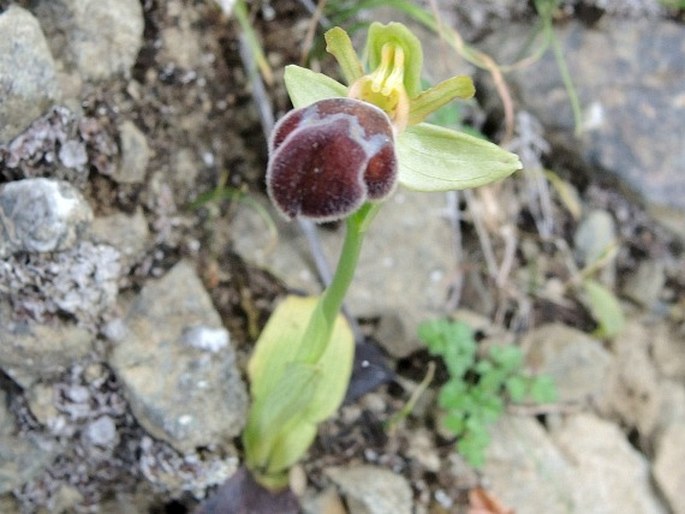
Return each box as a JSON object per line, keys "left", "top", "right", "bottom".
{"left": 296, "top": 202, "right": 381, "bottom": 364}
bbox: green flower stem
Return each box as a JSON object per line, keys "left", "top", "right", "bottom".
{"left": 296, "top": 202, "right": 381, "bottom": 364}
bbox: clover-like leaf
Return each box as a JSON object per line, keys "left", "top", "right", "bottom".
{"left": 396, "top": 123, "right": 522, "bottom": 191}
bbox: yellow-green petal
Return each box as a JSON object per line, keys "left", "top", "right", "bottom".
{"left": 408, "top": 75, "right": 476, "bottom": 125}
{"left": 325, "top": 26, "right": 364, "bottom": 85}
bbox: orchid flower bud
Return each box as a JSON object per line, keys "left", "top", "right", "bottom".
{"left": 266, "top": 97, "right": 397, "bottom": 222}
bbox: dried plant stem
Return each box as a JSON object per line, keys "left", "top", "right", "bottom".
{"left": 445, "top": 190, "right": 465, "bottom": 311}
{"left": 300, "top": 0, "right": 328, "bottom": 64}
{"left": 464, "top": 189, "right": 498, "bottom": 281}
{"left": 238, "top": 33, "right": 274, "bottom": 141}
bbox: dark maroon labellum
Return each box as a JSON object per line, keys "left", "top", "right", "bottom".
{"left": 267, "top": 98, "right": 398, "bottom": 222}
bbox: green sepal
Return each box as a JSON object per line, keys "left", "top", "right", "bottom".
{"left": 283, "top": 65, "right": 347, "bottom": 109}
{"left": 325, "top": 27, "right": 364, "bottom": 85}
{"left": 408, "top": 75, "right": 475, "bottom": 125}
{"left": 365, "top": 22, "right": 423, "bottom": 98}
{"left": 396, "top": 123, "right": 522, "bottom": 191}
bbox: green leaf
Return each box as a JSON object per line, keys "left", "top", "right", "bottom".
{"left": 244, "top": 295, "right": 355, "bottom": 481}
{"left": 283, "top": 65, "right": 347, "bottom": 108}
{"left": 442, "top": 411, "right": 466, "bottom": 436}
{"left": 489, "top": 345, "right": 523, "bottom": 371}
{"left": 243, "top": 362, "right": 319, "bottom": 473}
{"left": 506, "top": 375, "right": 528, "bottom": 403}
{"left": 458, "top": 430, "right": 490, "bottom": 468}
{"left": 265, "top": 422, "right": 318, "bottom": 475}
{"left": 471, "top": 390, "right": 503, "bottom": 421}
{"left": 365, "top": 21, "right": 423, "bottom": 97}
{"left": 419, "top": 319, "right": 475, "bottom": 359}
{"left": 438, "top": 380, "right": 468, "bottom": 409}
{"left": 582, "top": 279, "right": 625, "bottom": 339}
{"left": 248, "top": 295, "right": 355, "bottom": 421}
{"left": 530, "top": 375, "right": 557, "bottom": 403}
{"left": 396, "top": 123, "right": 522, "bottom": 191}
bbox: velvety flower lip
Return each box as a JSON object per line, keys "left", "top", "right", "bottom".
{"left": 267, "top": 97, "right": 398, "bottom": 222}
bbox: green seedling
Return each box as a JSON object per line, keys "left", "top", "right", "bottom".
{"left": 243, "top": 22, "right": 522, "bottom": 489}
{"left": 419, "top": 319, "right": 556, "bottom": 468}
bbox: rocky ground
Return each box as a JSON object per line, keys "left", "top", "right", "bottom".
{"left": 1, "top": 0, "right": 684, "bottom": 513}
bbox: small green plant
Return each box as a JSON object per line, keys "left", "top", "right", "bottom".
{"left": 419, "top": 319, "right": 556, "bottom": 468}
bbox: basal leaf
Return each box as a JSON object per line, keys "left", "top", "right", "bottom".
{"left": 396, "top": 123, "right": 522, "bottom": 191}
{"left": 283, "top": 65, "right": 346, "bottom": 109}
{"left": 244, "top": 295, "right": 355, "bottom": 483}
{"left": 265, "top": 421, "right": 318, "bottom": 475}
{"left": 247, "top": 295, "right": 354, "bottom": 423}
{"left": 243, "top": 362, "right": 318, "bottom": 474}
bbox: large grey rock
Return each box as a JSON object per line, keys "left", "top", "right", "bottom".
{"left": 603, "top": 320, "right": 662, "bottom": 436}
{"left": 0, "top": 106, "right": 91, "bottom": 185}
{"left": 655, "top": 380, "right": 685, "bottom": 437}
{"left": 0, "top": 495, "right": 20, "bottom": 513}
{"left": 325, "top": 465, "right": 413, "bottom": 514}
{"left": 33, "top": 0, "right": 144, "bottom": 81}
{"left": 159, "top": 0, "right": 204, "bottom": 70}
{"left": 654, "top": 423, "right": 685, "bottom": 514}
{"left": 484, "top": 414, "right": 667, "bottom": 514}
{"left": 481, "top": 19, "right": 685, "bottom": 225}
{"left": 523, "top": 323, "right": 612, "bottom": 405}
{"left": 0, "top": 240, "right": 120, "bottom": 327}
{"left": 139, "top": 436, "right": 239, "bottom": 500}
{"left": 0, "top": 178, "right": 93, "bottom": 258}
{"left": 0, "top": 301, "right": 93, "bottom": 388}
{"left": 90, "top": 209, "right": 149, "bottom": 268}
{"left": 483, "top": 416, "right": 575, "bottom": 513}
{"left": 573, "top": 209, "right": 616, "bottom": 266}
{"left": 112, "top": 121, "right": 150, "bottom": 184}
{"left": 342, "top": 191, "right": 455, "bottom": 357}
{"left": 0, "top": 6, "right": 61, "bottom": 144}
{"left": 652, "top": 323, "right": 685, "bottom": 380}
{"left": 550, "top": 414, "right": 666, "bottom": 514}
{"left": 622, "top": 260, "right": 666, "bottom": 310}
{"left": 0, "top": 391, "right": 57, "bottom": 494}
{"left": 109, "top": 261, "right": 248, "bottom": 454}
{"left": 232, "top": 191, "right": 455, "bottom": 357}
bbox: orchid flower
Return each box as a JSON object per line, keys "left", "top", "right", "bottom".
{"left": 267, "top": 22, "right": 521, "bottom": 221}
{"left": 244, "top": 23, "right": 522, "bottom": 490}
